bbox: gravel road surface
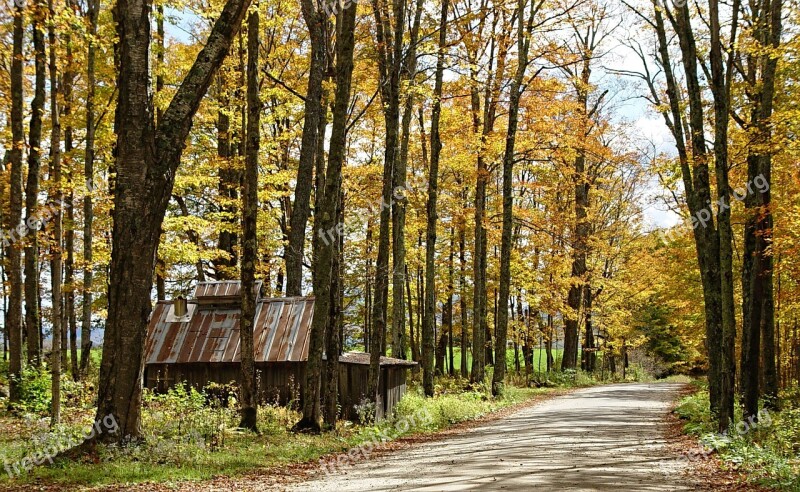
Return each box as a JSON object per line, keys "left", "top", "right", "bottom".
{"left": 289, "top": 383, "right": 694, "bottom": 491}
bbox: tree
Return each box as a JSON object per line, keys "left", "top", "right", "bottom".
{"left": 7, "top": 0, "right": 25, "bottom": 404}
{"left": 239, "top": 5, "right": 260, "bottom": 433}
{"left": 628, "top": 0, "right": 739, "bottom": 431}
{"left": 423, "top": 0, "right": 449, "bottom": 397}
{"left": 91, "top": 0, "right": 252, "bottom": 442}
{"left": 324, "top": 0, "right": 358, "bottom": 428}
{"left": 297, "top": 0, "right": 358, "bottom": 432}
{"left": 25, "top": 0, "right": 47, "bottom": 367}
{"left": 494, "top": 0, "right": 532, "bottom": 396}
{"left": 285, "top": 0, "right": 329, "bottom": 296}
{"left": 740, "top": 0, "right": 782, "bottom": 421}
{"left": 368, "top": 0, "right": 407, "bottom": 412}
{"left": 48, "top": 0, "right": 64, "bottom": 425}
{"left": 80, "top": 0, "right": 99, "bottom": 377}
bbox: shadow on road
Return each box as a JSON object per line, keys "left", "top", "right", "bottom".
{"left": 290, "top": 383, "right": 694, "bottom": 491}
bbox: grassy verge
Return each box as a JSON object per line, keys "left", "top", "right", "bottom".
{"left": 0, "top": 374, "right": 580, "bottom": 489}
{"left": 673, "top": 383, "right": 800, "bottom": 490}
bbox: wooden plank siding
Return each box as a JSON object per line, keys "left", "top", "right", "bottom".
{"left": 143, "top": 361, "right": 410, "bottom": 421}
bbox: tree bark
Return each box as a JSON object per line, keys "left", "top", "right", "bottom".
{"left": 447, "top": 229, "right": 455, "bottom": 377}
{"left": 215, "top": 41, "right": 239, "bottom": 279}
{"left": 238, "top": 8, "right": 260, "bottom": 433}
{"left": 369, "top": 0, "right": 406, "bottom": 409}
{"left": 322, "top": 3, "right": 357, "bottom": 428}
{"left": 323, "top": 190, "right": 343, "bottom": 427}
{"left": 423, "top": 0, "right": 448, "bottom": 396}
{"left": 80, "top": 0, "right": 99, "bottom": 377}
{"left": 285, "top": 0, "right": 328, "bottom": 296}
{"left": 651, "top": 2, "right": 729, "bottom": 429}
{"left": 298, "top": 0, "right": 356, "bottom": 431}
{"left": 7, "top": 0, "right": 25, "bottom": 403}
{"left": 48, "top": 0, "right": 63, "bottom": 424}
{"left": 24, "top": 0, "right": 47, "bottom": 368}
{"left": 391, "top": 0, "right": 424, "bottom": 360}
{"left": 562, "top": 57, "right": 591, "bottom": 372}
{"left": 92, "top": 0, "right": 251, "bottom": 442}
{"left": 406, "top": 264, "right": 418, "bottom": 362}
{"left": 707, "top": 0, "right": 739, "bottom": 431}
{"left": 63, "top": 19, "right": 78, "bottom": 380}
{"left": 458, "top": 218, "right": 469, "bottom": 378}
{"left": 469, "top": 22, "right": 508, "bottom": 384}
{"left": 581, "top": 284, "right": 596, "bottom": 372}
{"left": 494, "top": 0, "right": 528, "bottom": 394}
{"left": 741, "top": 0, "right": 781, "bottom": 420}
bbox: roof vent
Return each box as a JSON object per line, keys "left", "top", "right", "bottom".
{"left": 174, "top": 296, "right": 188, "bottom": 317}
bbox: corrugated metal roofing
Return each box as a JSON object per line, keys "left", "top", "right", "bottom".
{"left": 145, "top": 295, "right": 315, "bottom": 364}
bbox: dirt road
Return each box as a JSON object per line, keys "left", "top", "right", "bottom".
{"left": 288, "top": 383, "right": 695, "bottom": 491}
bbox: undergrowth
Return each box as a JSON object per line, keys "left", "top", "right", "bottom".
{"left": 674, "top": 386, "right": 800, "bottom": 490}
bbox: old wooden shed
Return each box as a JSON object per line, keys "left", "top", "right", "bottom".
{"left": 143, "top": 281, "right": 416, "bottom": 421}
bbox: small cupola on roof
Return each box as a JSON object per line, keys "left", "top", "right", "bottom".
{"left": 193, "top": 280, "right": 262, "bottom": 308}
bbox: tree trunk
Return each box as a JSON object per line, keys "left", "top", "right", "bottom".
{"left": 61, "top": 6, "right": 78, "bottom": 381}
{"left": 285, "top": 0, "right": 328, "bottom": 296}
{"left": 238, "top": 9, "right": 260, "bottom": 433}
{"left": 298, "top": 0, "right": 356, "bottom": 431}
{"left": 707, "top": 0, "right": 739, "bottom": 431}
{"left": 369, "top": 0, "right": 406, "bottom": 410}
{"left": 581, "top": 284, "right": 596, "bottom": 372}
{"left": 652, "top": 3, "right": 728, "bottom": 428}
{"left": 47, "top": 0, "right": 64, "bottom": 425}
{"left": 323, "top": 190, "right": 344, "bottom": 427}
{"left": 459, "top": 220, "right": 469, "bottom": 378}
{"left": 447, "top": 231, "right": 455, "bottom": 377}
{"left": 406, "top": 264, "right": 417, "bottom": 361}
{"left": 323, "top": 4, "right": 357, "bottom": 428}
{"left": 546, "top": 314, "right": 554, "bottom": 372}
{"left": 216, "top": 59, "right": 239, "bottom": 279}
{"left": 24, "top": 0, "right": 47, "bottom": 368}
{"left": 494, "top": 0, "right": 528, "bottom": 395}
{"left": 6, "top": 0, "right": 25, "bottom": 404}
{"left": 741, "top": 0, "right": 781, "bottom": 420}
{"left": 91, "top": 0, "right": 251, "bottom": 442}
{"left": 562, "top": 59, "right": 591, "bottom": 372}
{"left": 390, "top": 0, "right": 424, "bottom": 360}
{"left": 423, "top": 0, "right": 448, "bottom": 396}
{"left": 80, "top": 0, "right": 99, "bottom": 377}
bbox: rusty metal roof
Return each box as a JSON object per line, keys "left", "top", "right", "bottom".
{"left": 145, "top": 296, "right": 314, "bottom": 364}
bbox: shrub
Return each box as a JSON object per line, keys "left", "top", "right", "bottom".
{"left": 675, "top": 389, "right": 800, "bottom": 490}
{"left": 14, "top": 365, "right": 51, "bottom": 414}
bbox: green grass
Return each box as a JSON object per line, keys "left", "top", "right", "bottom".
{"left": 674, "top": 386, "right": 800, "bottom": 490}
